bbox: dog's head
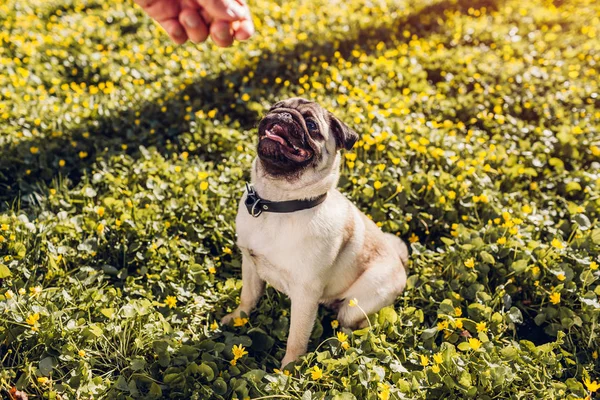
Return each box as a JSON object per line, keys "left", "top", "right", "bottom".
{"left": 256, "top": 98, "right": 358, "bottom": 179}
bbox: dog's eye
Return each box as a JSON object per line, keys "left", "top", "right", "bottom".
{"left": 306, "top": 120, "right": 318, "bottom": 131}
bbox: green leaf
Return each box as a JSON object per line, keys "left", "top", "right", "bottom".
{"left": 148, "top": 382, "right": 163, "bottom": 398}
{"left": 213, "top": 378, "right": 227, "bottom": 395}
{"left": 39, "top": 357, "right": 55, "bottom": 376}
{"left": 421, "top": 327, "right": 438, "bottom": 340}
{"left": 506, "top": 307, "right": 523, "bottom": 324}
{"left": 0, "top": 264, "right": 11, "bottom": 278}
{"left": 457, "top": 342, "right": 471, "bottom": 351}
{"left": 480, "top": 251, "right": 495, "bottom": 265}
{"left": 458, "top": 370, "right": 472, "bottom": 388}
{"left": 591, "top": 229, "right": 600, "bottom": 244}
{"left": 199, "top": 363, "right": 215, "bottom": 381}
{"left": 242, "top": 369, "right": 266, "bottom": 382}
{"left": 573, "top": 214, "right": 591, "bottom": 231}
{"left": 100, "top": 308, "right": 115, "bottom": 319}
{"left": 130, "top": 358, "right": 146, "bottom": 371}
{"left": 378, "top": 306, "right": 398, "bottom": 325}
{"left": 302, "top": 391, "right": 313, "bottom": 400}
{"left": 332, "top": 393, "right": 357, "bottom": 400}
{"left": 510, "top": 259, "right": 529, "bottom": 274}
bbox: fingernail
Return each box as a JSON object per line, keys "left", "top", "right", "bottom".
{"left": 214, "top": 29, "right": 229, "bottom": 40}
{"left": 226, "top": 3, "right": 246, "bottom": 19}
{"left": 171, "top": 25, "right": 185, "bottom": 38}
{"left": 184, "top": 14, "right": 201, "bottom": 29}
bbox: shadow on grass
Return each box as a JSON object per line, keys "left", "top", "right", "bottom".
{"left": 0, "top": 0, "right": 498, "bottom": 211}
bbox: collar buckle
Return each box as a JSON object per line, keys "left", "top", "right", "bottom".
{"left": 245, "top": 183, "right": 263, "bottom": 218}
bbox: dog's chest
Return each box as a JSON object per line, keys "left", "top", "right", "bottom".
{"left": 236, "top": 210, "right": 336, "bottom": 295}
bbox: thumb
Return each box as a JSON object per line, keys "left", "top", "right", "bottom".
{"left": 197, "top": 0, "right": 248, "bottom": 21}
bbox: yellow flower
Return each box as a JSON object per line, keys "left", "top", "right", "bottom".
{"left": 433, "top": 353, "right": 443, "bottom": 364}
{"left": 522, "top": 204, "right": 532, "bottom": 214}
{"left": 592, "top": 351, "right": 598, "bottom": 360}
{"left": 5, "top": 290, "right": 14, "bottom": 299}
{"left": 26, "top": 313, "right": 40, "bottom": 326}
{"left": 165, "top": 296, "right": 177, "bottom": 308}
{"left": 208, "top": 267, "right": 216, "bottom": 274}
{"left": 431, "top": 365, "right": 441, "bottom": 373}
{"left": 37, "top": 377, "right": 49, "bottom": 385}
{"left": 348, "top": 298, "right": 358, "bottom": 307}
{"left": 468, "top": 338, "right": 482, "bottom": 351}
{"left": 464, "top": 258, "right": 475, "bottom": 268}
{"left": 337, "top": 331, "right": 348, "bottom": 342}
{"left": 78, "top": 350, "right": 86, "bottom": 357}
{"left": 97, "top": 207, "right": 105, "bottom": 217}
{"left": 79, "top": 151, "right": 88, "bottom": 159}
{"left": 331, "top": 320, "right": 339, "bottom": 329}
{"left": 476, "top": 321, "right": 487, "bottom": 333}
{"left": 455, "top": 319, "right": 463, "bottom": 329}
{"left": 419, "top": 355, "right": 429, "bottom": 367}
{"left": 341, "top": 341, "right": 350, "bottom": 350}
{"left": 551, "top": 238, "right": 564, "bottom": 249}
{"left": 584, "top": 377, "right": 600, "bottom": 393}
{"left": 557, "top": 273, "right": 566, "bottom": 281}
{"left": 241, "top": 93, "right": 250, "bottom": 102}
{"left": 497, "top": 237, "right": 506, "bottom": 245}
{"left": 437, "top": 320, "right": 449, "bottom": 330}
{"left": 409, "top": 233, "right": 419, "bottom": 243}
{"left": 96, "top": 223, "right": 105, "bottom": 234}
{"left": 590, "top": 262, "right": 598, "bottom": 270}
{"left": 18, "top": 288, "right": 26, "bottom": 295}
{"left": 378, "top": 383, "right": 390, "bottom": 400}
{"left": 200, "top": 181, "right": 209, "bottom": 191}
{"left": 311, "top": 366, "right": 323, "bottom": 380}
{"left": 454, "top": 307, "right": 462, "bottom": 317}
{"left": 230, "top": 359, "right": 237, "bottom": 366}
{"left": 210, "top": 321, "right": 219, "bottom": 330}
{"left": 549, "top": 292, "right": 561, "bottom": 305}
{"left": 373, "top": 181, "right": 382, "bottom": 190}
{"left": 29, "top": 286, "right": 42, "bottom": 297}
{"left": 30, "top": 146, "right": 39, "bottom": 154}
{"left": 447, "top": 191, "right": 456, "bottom": 200}
{"left": 1, "top": 224, "right": 8, "bottom": 231}
{"left": 232, "top": 344, "right": 248, "bottom": 360}
{"left": 233, "top": 317, "right": 248, "bottom": 327}
{"left": 274, "top": 368, "right": 291, "bottom": 376}
{"left": 223, "top": 247, "right": 232, "bottom": 255}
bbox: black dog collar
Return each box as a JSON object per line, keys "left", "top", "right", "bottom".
{"left": 244, "top": 183, "right": 327, "bottom": 218}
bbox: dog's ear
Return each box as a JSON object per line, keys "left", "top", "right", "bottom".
{"left": 328, "top": 112, "right": 359, "bottom": 150}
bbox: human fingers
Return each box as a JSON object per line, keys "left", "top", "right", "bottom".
{"left": 210, "top": 20, "right": 234, "bottom": 47}
{"left": 179, "top": 8, "right": 209, "bottom": 43}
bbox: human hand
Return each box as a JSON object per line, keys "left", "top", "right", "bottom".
{"left": 134, "top": 0, "right": 254, "bottom": 47}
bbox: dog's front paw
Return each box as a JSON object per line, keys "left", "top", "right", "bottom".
{"left": 280, "top": 353, "right": 299, "bottom": 368}
{"left": 220, "top": 308, "right": 243, "bottom": 325}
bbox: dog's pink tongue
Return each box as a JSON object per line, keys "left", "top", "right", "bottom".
{"left": 265, "top": 125, "right": 287, "bottom": 145}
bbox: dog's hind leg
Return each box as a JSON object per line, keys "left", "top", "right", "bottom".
{"left": 336, "top": 257, "right": 406, "bottom": 329}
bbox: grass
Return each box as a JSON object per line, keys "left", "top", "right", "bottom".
{"left": 1, "top": 0, "right": 600, "bottom": 398}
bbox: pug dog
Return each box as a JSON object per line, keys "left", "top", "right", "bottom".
{"left": 221, "top": 97, "right": 408, "bottom": 367}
